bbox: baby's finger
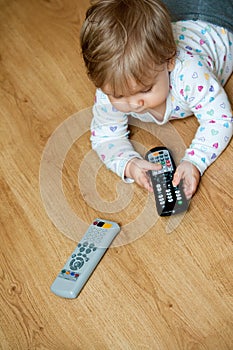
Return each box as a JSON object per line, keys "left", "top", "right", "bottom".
{"left": 182, "top": 182, "right": 193, "bottom": 200}
{"left": 172, "top": 170, "right": 181, "bottom": 187}
{"left": 138, "top": 173, "right": 154, "bottom": 192}
{"left": 144, "top": 181, "right": 154, "bottom": 192}
{"left": 142, "top": 160, "right": 162, "bottom": 171}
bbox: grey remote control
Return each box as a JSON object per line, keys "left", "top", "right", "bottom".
{"left": 50, "top": 219, "right": 120, "bottom": 298}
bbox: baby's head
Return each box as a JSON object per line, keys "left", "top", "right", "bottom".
{"left": 80, "top": 0, "right": 176, "bottom": 97}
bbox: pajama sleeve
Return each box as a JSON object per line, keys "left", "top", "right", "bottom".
{"left": 90, "top": 89, "right": 142, "bottom": 181}
{"left": 172, "top": 59, "right": 233, "bottom": 175}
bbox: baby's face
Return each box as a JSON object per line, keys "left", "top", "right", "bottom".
{"left": 102, "top": 62, "right": 174, "bottom": 117}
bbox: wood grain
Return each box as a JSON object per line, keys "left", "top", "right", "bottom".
{"left": 0, "top": 1, "right": 233, "bottom": 349}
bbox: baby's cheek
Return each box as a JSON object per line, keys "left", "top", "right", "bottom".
{"left": 111, "top": 101, "right": 129, "bottom": 113}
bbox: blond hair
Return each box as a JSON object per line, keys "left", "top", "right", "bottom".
{"left": 80, "top": 0, "right": 176, "bottom": 95}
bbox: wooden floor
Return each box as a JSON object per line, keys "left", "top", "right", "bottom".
{"left": 1, "top": 1, "right": 233, "bottom": 349}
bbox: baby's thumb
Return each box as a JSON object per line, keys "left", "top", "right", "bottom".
{"left": 144, "top": 160, "right": 162, "bottom": 171}
{"left": 172, "top": 170, "right": 180, "bottom": 187}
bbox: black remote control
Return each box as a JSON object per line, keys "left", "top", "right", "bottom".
{"left": 145, "top": 146, "right": 189, "bottom": 216}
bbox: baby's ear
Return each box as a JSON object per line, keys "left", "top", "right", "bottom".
{"left": 167, "top": 57, "right": 175, "bottom": 72}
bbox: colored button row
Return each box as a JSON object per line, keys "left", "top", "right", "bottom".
{"left": 61, "top": 269, "right": 79, "bottom": 278}
{"left": 93, "top": 220, "right": 112, "bottom": 229}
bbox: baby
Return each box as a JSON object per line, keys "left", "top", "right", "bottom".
{"left": 80, "top": 0, "right": 233, "bottom": 199}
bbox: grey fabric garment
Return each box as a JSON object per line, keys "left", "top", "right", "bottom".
{"left": 162, "top": 0, "right": 233, "bottom": 33}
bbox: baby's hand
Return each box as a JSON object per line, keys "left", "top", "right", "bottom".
{"left": 125, "top": 158, "right": 162, "bottom": 192}
{"left": 172, "top": 161, "right": 201, "bottom": 199}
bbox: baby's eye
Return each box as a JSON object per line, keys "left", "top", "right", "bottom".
{"left": 141, "top": 86, "right": 153, "bottom": 93}
{"left": 114, "top": 95, "right": 124, "bottom": 99}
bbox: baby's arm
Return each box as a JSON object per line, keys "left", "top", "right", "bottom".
{"left": 173, "top": 63, "right": 233, "bottom": 197}
{"left": 91, "top": 90, "right": 161, "bottom": 186}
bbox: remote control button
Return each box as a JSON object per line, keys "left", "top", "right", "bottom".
{"left": 103, "top": 223, "right": 112, "bottom": 229}
{"left": 79, "top": 247, "right": 85, "bottom": 252}
{"left": 83, "top": 241, "right": 88, "bottom": 247}
{"left": 97, "top": 221, "right": 104, "bottom": 227}
{"left": 86, "top": 248, "right": 91, "bottom": 254}
{"left": 70, "top": 257, "right": 85, "bottom": 270}
{"left": 72, "top": 254, "right": 76, "bottom": 258}
{"left": 69, "top": 259, "right": 76, "bottom": 270}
